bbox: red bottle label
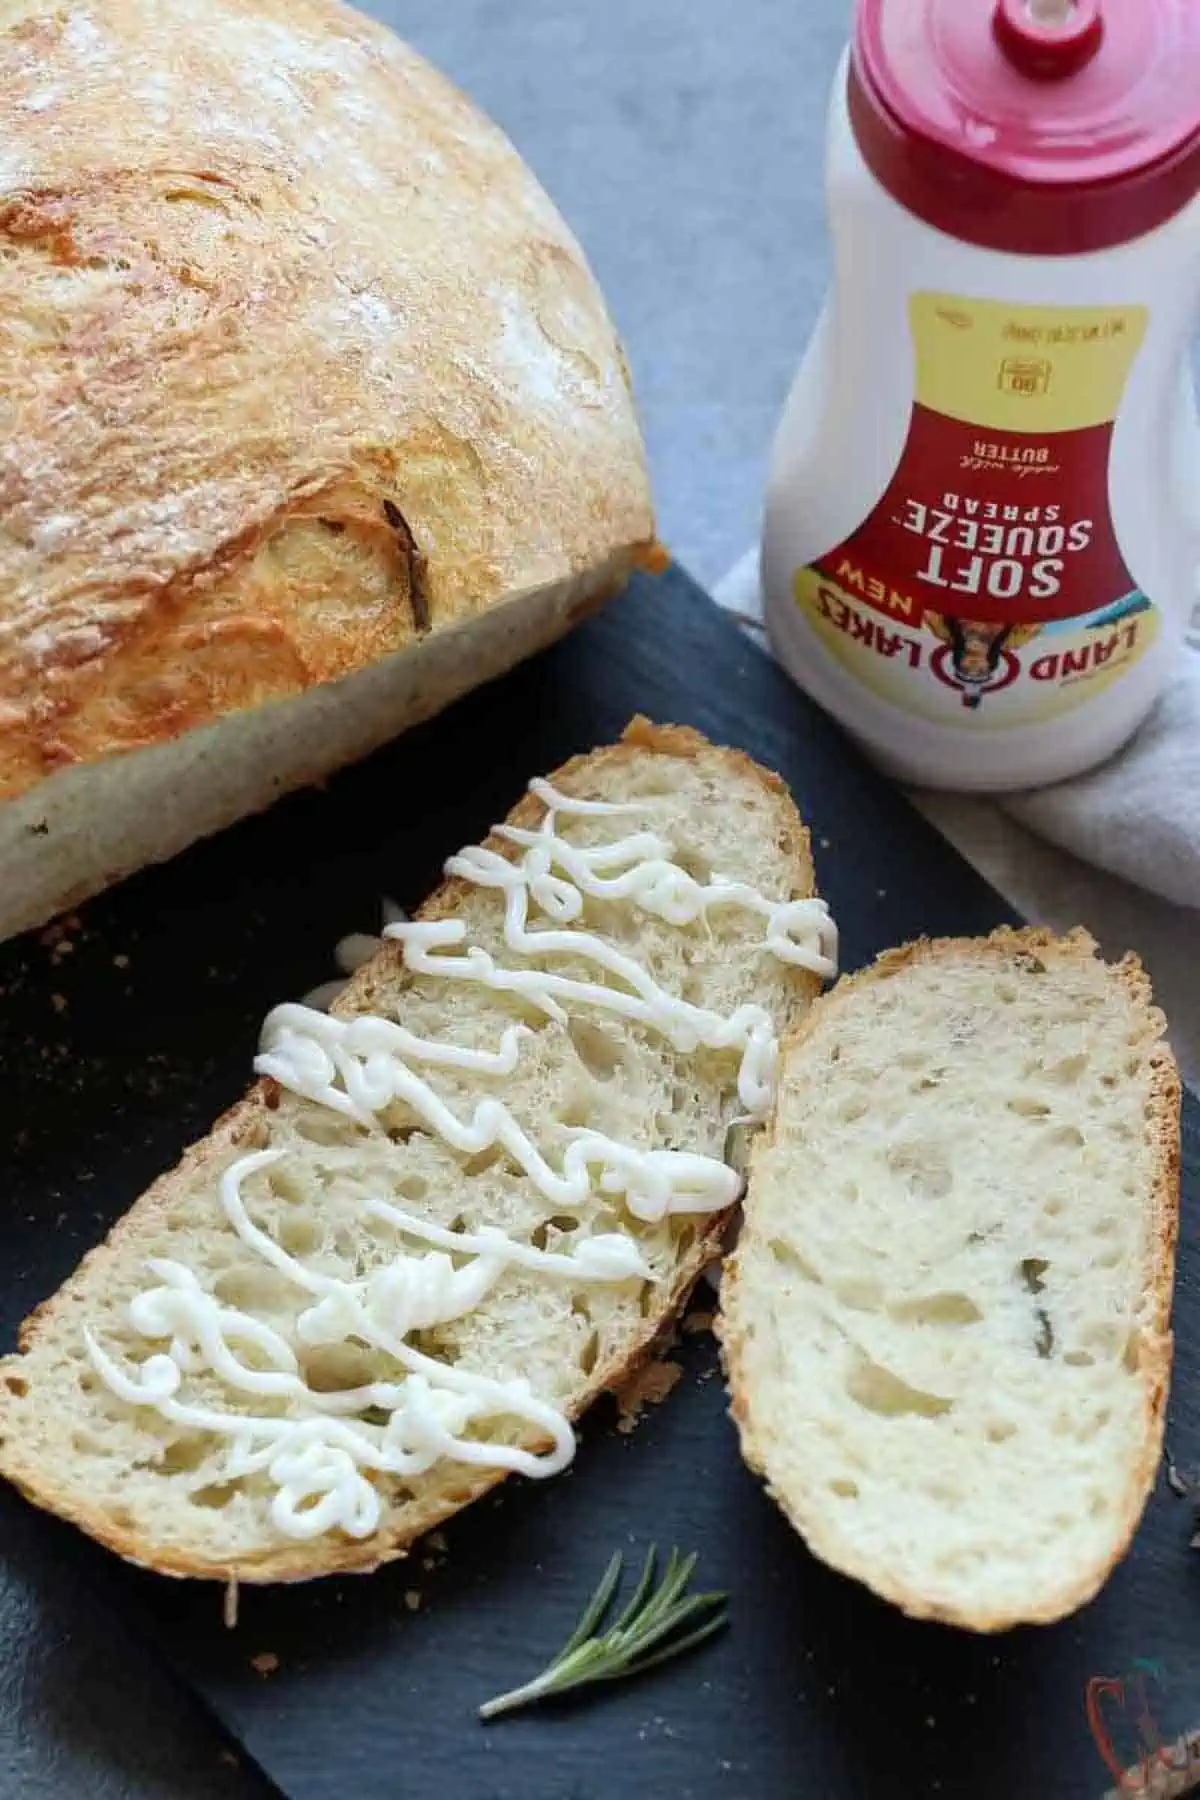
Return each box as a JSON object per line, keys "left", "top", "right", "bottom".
{"left": 792, "top": 293, "right": 1159, "bottom": 723}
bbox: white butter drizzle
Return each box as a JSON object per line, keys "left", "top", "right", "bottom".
{"left": 86, "top": 1149, "right": 648, "bottom": 1540}
{"left": 256, "top": 1003, "right": 739, "bottom": 1223}
{"left": 256, "top": 1004, "right": 532, "bottom": 1128}
{"left": 87, "top": 777, "right": 837, "bottom": 1541}
{"left": 400, "top": 782, "right": 836, "bottom": 1123}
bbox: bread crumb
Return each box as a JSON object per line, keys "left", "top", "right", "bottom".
{"left": 250, "top": 1652, "right": 279, "bottom": 1676}
{"left": 682, "top": 1310, "right": 714, "bottom": 1336}
{"left": 615, "top": 1359, "right": 682, "bottom": 1432}
{"left": 41, "top": 914, "right": 82, "bottom": 964}
{"left": 403, "top": 1590, "right": 422, "bottom": 1612}
{"left": 113, "top": 953, "right": 130, "bottom": 970}
{"left": 426, "top": 1530, "right": 448, "bottom": 1553}
{"left": 223, "top": 1575, "right": 239, "bottom": 1630}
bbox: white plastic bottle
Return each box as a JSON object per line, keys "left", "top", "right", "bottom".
{"left": 762, "top": 0, "right": 1200, "bottom": 791}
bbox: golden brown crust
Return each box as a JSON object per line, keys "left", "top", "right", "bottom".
{"left": 0, "top": 720, "right": 817, "bottom": 1582}
{"left": 718, "top": 925, "right": 1182, "bottom": 1632}
{"left": 0, "top": 0, "right": 652, "bottom": 802}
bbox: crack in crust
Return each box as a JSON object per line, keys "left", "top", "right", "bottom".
{"left": 0, "top": 0, "right": 653, "bottom": 799}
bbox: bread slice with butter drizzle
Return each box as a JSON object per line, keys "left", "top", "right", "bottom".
{"left": 720, "top": 927, "right": 1180, "bottom": 1631}
{"left": 0, "top": 720, "right": 825, "bottom": 1582}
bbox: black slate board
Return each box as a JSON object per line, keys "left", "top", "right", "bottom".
{"left": 2, "top": 564, "right": 1199, "bottom": 1800}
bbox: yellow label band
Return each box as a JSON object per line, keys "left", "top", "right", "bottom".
{"left": 909, "top": 294, "right": 1148, "bottom": 435}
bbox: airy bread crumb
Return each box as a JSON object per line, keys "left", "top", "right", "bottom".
{"left": 720, "top": 927, "right": 1180, "bottom": 1631}
{"left": 0, "top": 722, "right": 820, "bottom": 1583}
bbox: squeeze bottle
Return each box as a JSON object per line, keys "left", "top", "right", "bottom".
{"left": 762, "top": 0, "right": 1200, "bottom": 790}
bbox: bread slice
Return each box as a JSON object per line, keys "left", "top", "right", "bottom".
{"left": 0, "top": 720, "right": 823, "bottom": 1582}
{"left": 719, "top": 927, "right": 1180, "bottom": 1631}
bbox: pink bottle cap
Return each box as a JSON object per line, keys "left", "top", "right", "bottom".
{"left": 849, "top": 0, "right": 1200, "bottom": 253}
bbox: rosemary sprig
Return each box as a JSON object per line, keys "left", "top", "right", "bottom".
{"left": 478, "top": 1547, "right": 728, "bottom": 1721}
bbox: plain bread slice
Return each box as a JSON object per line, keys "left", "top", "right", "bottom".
{"left": 719, "top": 927, "right": 1180, "bottom": 1631}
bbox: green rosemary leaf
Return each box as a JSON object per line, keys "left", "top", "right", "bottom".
{"left": 611, "top": 1543, "right": 658, "bottom": 1634}
{"left": 628, "top": 1549, "right": 694, "bottom": 1638}
{"left": 478, "top": 1547, "right": 728, "bottom": 1722}
{"left": 657, "top": 1549, "right": 699, "bottom": 1612}
{"left": 617, "top": 1608, "right": 731, "bottom": 1679}
{"left": 558, "top": 1549, "right": 624, "bottom": 1659}
{"left": 608, "top": 1592, "right": 724, "bottom": 1667}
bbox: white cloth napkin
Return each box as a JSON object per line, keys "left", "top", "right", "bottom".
{"left": 714, "top": 551, "right": 1200, "bottom": 1087}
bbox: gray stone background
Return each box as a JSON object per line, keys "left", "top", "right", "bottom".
{"left": 2, "top": 3, "right": 851, "bottom": 1795}
{"left": 404, "top": 0, "right": 849, "bottom": 586}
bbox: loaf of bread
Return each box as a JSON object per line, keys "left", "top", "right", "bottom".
{"left": 720, "top": 928, "right": 1180, "bottom": 1631}
{"left": 0, "top": 0, "right": 654, "bottom": 943}
{"left": 0, "top": 721, "right": 832, "bottom": 1581}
